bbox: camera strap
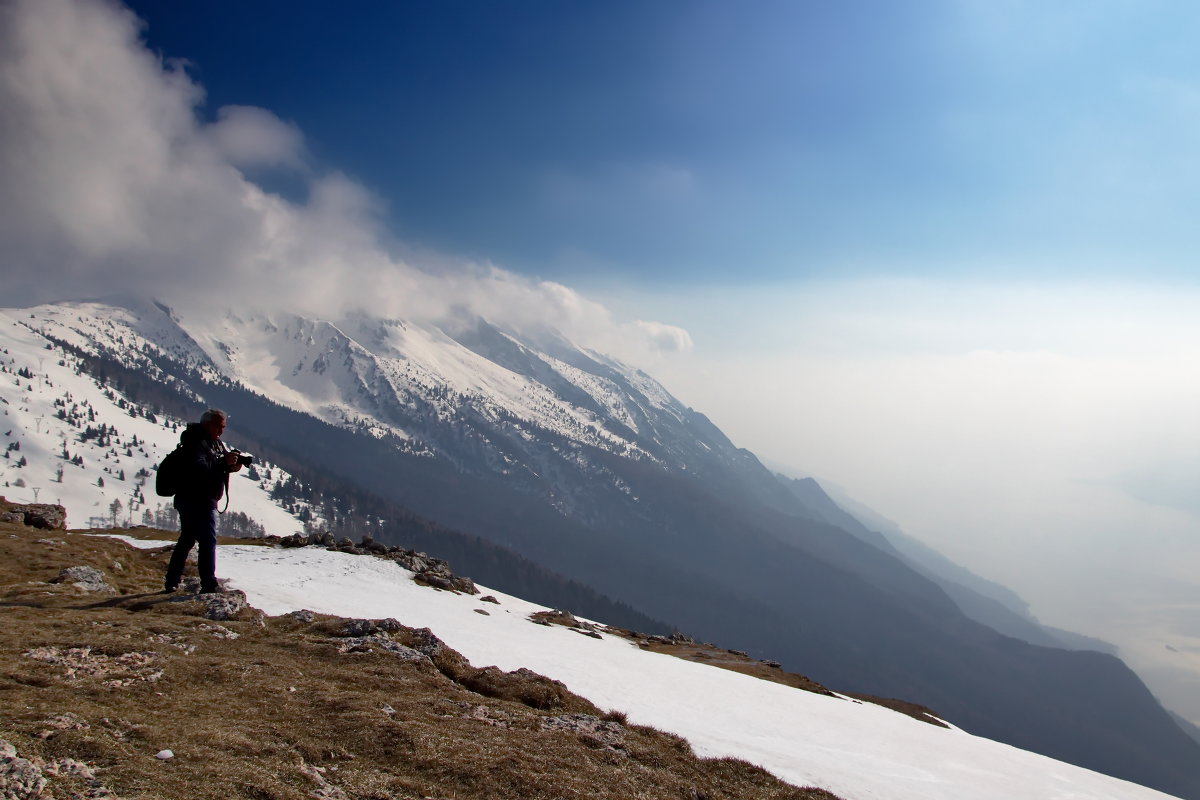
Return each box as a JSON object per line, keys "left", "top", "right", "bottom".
{"left": 217, "top": 440, "right": 231, "bottom": 516}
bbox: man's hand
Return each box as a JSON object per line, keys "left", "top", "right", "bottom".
{"left": 224, "top": 451, "right": 244, "bottom": 473}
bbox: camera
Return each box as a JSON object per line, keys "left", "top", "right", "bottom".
{"left": 230, "top": 450, "right": 254, "bottom": 467}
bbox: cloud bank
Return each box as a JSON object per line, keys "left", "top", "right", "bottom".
{"left": 0, "top": 0, "right": 691, "bottom": 362}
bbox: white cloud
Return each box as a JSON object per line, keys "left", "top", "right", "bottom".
{"left": 0, "top": 0, "right": 684, "bottom": 363}
{"left": 205, "top": 105, "right": 307, "bottom": 171}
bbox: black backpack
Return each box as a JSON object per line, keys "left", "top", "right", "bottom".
{"left": 155, "top": 446, "right": 184, "bottom": 497}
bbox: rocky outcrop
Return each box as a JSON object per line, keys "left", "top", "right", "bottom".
{"left": 165, "top": 579, "right": 252, "bottom": 621}
{"left": 273, "top": 532, "right": 479, "bottom": 594}
{"left": 0, "top": 498, "right": 67, "bottom": 530}
{"left": 52, "top": 565, "right": 114, "bottom": 593}
{"left": 529, "top": 609, "right": 604, "bottom": 639}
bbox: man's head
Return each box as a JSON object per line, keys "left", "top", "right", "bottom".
{"left": 199, "top": 408, "right": 228, "bottom": 440}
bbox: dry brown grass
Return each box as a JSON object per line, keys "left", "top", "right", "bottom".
{"left": 0, "top": 520, "right": 841, "bottom": 800}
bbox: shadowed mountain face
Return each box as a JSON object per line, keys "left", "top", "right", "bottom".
{"left": 19, "top": 299, "right": 1200, "bottom": 799}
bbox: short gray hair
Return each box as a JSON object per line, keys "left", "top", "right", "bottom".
{"left": 200, "top": 408, "right": 228, "bottom": 425}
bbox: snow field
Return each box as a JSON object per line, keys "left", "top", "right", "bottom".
{"left": 109, "top": 536, "right": 1179, "bottom": 800}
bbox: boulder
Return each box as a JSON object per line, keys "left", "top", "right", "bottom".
{"left": 5, "top": 502, "right": 67, "bottom": 530}
{"left": 52, "top": 566, "right": 114, "bottom": 593}
{"left": 198, "top": 590, "right": 249, "bottom": 621}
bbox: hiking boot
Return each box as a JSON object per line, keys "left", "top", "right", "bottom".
{"left": 161, "top": 584, "right": 178, "bottom": 594}
{"left": 199, "top": 583, "right": 221, "bottom": 594}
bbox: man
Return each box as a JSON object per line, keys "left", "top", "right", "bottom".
{"left": 163, "top": 408, "right": 243, "bottom": 593}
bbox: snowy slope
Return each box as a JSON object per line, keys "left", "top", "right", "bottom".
{"left": 14, "top": 300, "right": 677, "bottom": 463}
{"left": 106, "top": 534, "right": 1181, "bottom": 800}
{"left": 0, "top": 310, "right": 305, "bottom": 536}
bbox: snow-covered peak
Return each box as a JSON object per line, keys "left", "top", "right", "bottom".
{"left": 9, "top": 299, "right": 710, "bottom": 468}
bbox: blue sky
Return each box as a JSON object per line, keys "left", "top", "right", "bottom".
{"left": 4, "top": 0, "right": 1200, "bottom": 724}
{"left": 121, "top": 0, "right": 1200, "bottom": 288}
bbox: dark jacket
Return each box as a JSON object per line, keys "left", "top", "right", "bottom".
{"left": 174, "top": 423, "right": 229, "bottom": 506}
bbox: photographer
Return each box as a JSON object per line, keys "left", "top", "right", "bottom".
{"left": 163, "top": 408, "right": 246, "bottom": 594}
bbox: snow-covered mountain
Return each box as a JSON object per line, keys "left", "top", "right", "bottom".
{"left": 5, "top": 298, "right": 1200, "bottom": 799}
{"left": 0, "top": 307, "right": 303, "bottom": 536}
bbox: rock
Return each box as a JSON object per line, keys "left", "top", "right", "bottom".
{"left": 201, "top": 590, "right": 248, "bottom": 621}
{"left": 53, "top": 565, "right": 114, "bottom": 593}
{"left": 390, "top": 550, "right": 479, "bottom": 594}
{"left": 474, "top": 609, "right": 490, "bottom": 616}
{"left": 571, "top": 628, "right": 603, "bottom": 640}
{"left": 404, "top": 627, "right": 459, "bottom": 664}
{"left": 540, "top": 713, "right": 627, "bottom": 750}
{"left": 0, "top": 511, "right": 24, "bottom": 524}
{"left": 197, "top": 623, "right": 239, "bottom": 640}
{"left": 480, "top": 595, "right": 500, "bottom": 604}
{"left": 155, "top": 749, "right": 174, "bottom": 760}
{"left": 286, "top": 609, "right": 316, "bottom": 624}
{"left": 763, "top": 660, "right": 782, "bottom": 669}
{"left": 341, "top": 618, "right": 403, "bottom": 638}
{"left": 0, "top": 739, "right": 48, "bottom": 798}
{"left": 528, "top": 609, "right": 600, "bottom": 635}
{"left": 668, "top": 632, "right": 695, "bottom": 644}
{"left": 37, "top": 712, "right": 89, "bottom": 737}
{"left": 8, "top": 502, "right": 67, "bottom": 530}
{"left": 337, "top": 636, "right": 428, "bottom": 662}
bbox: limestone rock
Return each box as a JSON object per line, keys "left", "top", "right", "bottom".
{"left": 0, "top": 739, "right": 48, "bottom": 799}
{"left": 7, "top": 502, "right": 67, "bottom": 529}
{"left": 53, "top": 565, "right": 115, "bottom": 593}
{"left": 198, "top": 590, "right": 248, "bottom": 621}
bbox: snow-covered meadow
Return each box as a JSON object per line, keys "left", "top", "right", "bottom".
{"left": 109, "top": 535, "right": 1180, "bottom": 800}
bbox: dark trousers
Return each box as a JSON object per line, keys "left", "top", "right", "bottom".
{"left": 165, "top": 496, "right": 218, "bottom": 591}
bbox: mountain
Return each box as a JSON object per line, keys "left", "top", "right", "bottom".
{"left": 0, "top": 516, "right": 1179, "bottom": 800}
{"left": 5, "top": 298, "right": 1200, "bottom": 798}
{"left": 820, "top": 481, "right": 1121, "bottom": 654}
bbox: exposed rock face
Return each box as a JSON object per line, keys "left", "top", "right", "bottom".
{"left": 53, "top": 565, "right": 114, "bottom": 593}
{"left": 0, "top": 500, "right": 68, "bottom": 530}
